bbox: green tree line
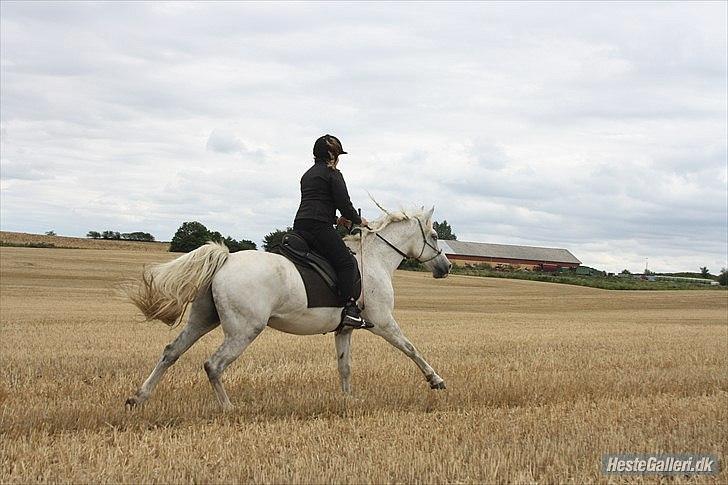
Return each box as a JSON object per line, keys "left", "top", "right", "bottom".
{"left": 170, "top": 221, "right": 256, "bottom": 253}
{"left": 87, "top": 230, "right": 155, "bottom": 241}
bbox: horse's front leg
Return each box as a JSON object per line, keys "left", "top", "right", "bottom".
{"left": 370, "top": 316, "right": 446, "bottom": 390}
{"left": 334, "top": 328, "right": 354, "bottom": 394}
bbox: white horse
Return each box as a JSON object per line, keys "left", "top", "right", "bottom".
{"left": 125, "top": 207, "right": 452, "bottom": 410}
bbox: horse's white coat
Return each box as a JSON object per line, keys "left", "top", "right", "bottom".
{"left": 126, "top": 208, "right": 452, "bottom": 409}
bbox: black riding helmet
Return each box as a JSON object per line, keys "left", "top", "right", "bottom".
{"left": 313, "top": 134, "right": 347, "bottom": 160}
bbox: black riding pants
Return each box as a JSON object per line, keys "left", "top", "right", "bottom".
{"left": 293, "top": 219, "right": 358, "bottom": 302}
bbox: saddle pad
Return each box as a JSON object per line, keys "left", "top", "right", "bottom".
{"left": 293, "top": 262, "right": 342, "bottom": 308}
{"left": 273, "top": 244, "right": 362, "bottom": 308}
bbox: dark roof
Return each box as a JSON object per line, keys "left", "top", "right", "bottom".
{"left": 438, "top": 240, "right": 581, "bottom": 264}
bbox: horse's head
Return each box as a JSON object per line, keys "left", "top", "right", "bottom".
{"left": 410, "top": 207, "right": 452, "bottom": 278}
{"left": 357, "top": 203, "right": 452, "bottom": 278}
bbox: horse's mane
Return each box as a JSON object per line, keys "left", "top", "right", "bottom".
{"left": 344, "top": 198, "right": 432, "bottom": 242}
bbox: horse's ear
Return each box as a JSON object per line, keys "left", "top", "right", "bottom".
{"left": 426, "top": 206, "right": 435, "bottom": 222}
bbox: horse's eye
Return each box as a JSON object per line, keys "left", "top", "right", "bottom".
{"left": 432, "top": 233, "right": 438, "bottom": 240}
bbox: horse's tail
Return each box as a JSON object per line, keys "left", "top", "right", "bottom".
{"left": 126, "top": 241, "right": 230, "bottom": 326}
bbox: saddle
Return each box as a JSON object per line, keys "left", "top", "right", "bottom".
{"left": 274, "top": 232, "right": 361, "bottom": 308}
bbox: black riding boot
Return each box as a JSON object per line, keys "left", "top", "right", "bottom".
{"left": 341, "top": 299, "right": 374, "bottom": 329}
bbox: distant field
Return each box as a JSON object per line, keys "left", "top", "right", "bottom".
{"left": 450, "top": 266, "right": 725, "bottom": 290}
{"left": 0, "top": 231, "right": 170, "bottom": 252}
{"left": 0, "top": 247, "right": 726, "bottom": 483}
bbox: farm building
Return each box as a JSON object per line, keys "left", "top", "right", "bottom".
{"left": 437, "top": 240, "right": 581, "bottom": 271}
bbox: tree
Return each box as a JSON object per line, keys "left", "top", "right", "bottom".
{"left": 121, "top": 231, "right": 155, "bottom": 242}
{"left": 170, "top": 221, "right": 211, "bottom": 252}
{"left": 45, "top": 230, "right": 56, "bottom": 236}
{"left": 433, "top": 220, "right": 456, "bottom": 240}
{"left": 101, "top": 230, "right": 121, "bottom": 240}
{"left": 719, "top": 268, "right": 728, "bottom": 286}
{"left": 700, "top": 266, "right": 710, "bottom": 278}
{"left": 263, "top": 227, "right": 293, "bottom": 252}
{"left": 240, "top": 239, "right": 257, "bottom": 250}
{"left": 223, "top": 236, "right": 256, "bottom": 252}
{"left": 169, "top": 221, "right": 256, "bottom": 253}
{"left": 209, "top": 230, "right": 223, "bottom": 242}
{"left": 620, "top": 269, "right": 631, "bottom": 275}
{"left": 87, "top": 231, "right": 101, "bottom": 239}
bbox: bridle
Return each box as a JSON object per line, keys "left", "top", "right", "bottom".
{"left": 349, "top": 216, "right": 442, "bottom": 317}
{"left": 365, "top": 217, "right": 443, "bottom": 264}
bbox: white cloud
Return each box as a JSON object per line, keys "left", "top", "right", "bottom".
{"left": 0, "top": 1, "right": 726, "bottom": 273}
{"left": 205, "top": 129, "right": 268, "bottom": 160}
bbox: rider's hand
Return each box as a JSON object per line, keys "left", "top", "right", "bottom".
{"left": 337, "top": 216, "right": 352, "bottom": 228}
{"left": 360, "top": 217, "right": 369, "bottom": 227}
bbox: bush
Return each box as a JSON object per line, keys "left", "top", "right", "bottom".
{"left": 398, "top": 258, "right": 425, "bottom": 271}
{"left": 449, "top": 265, "right": 725, "bottom": 291}
{"left": 223, "top": 236, "right": 256, "bottom": 252}
{"left": 101, "top": 230, "right": 121, "bottom": 240}
{"left": 263, "top": 227, "right": 293, "bottom": 252}
{"left": 121, "top": 231, "right": 155, "bottom": 242}
{"left": 87, "top": 231, "right": 101, "bottom": 239}
{"left": 719, "top": 268, "right": 728, "bottom": 286}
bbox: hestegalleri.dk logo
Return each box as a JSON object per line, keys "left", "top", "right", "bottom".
{"left": 602, "top": 454, "right": 719, "bottom": 475}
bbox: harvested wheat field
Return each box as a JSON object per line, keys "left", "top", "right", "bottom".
{"left": 0, "top": 246, "right": 726, "bottom": 483}
{"left": 0, "top": 231, "right": 170, "bottom": 251}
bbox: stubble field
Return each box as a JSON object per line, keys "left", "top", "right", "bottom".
{"left": 1, "top": 246, "right": 726, "bottom": 483}
{"left": 0, "top": 231, "right": 170, "bottom": 251}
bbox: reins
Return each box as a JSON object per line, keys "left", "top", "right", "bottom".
{"left": 359, "top": 227, "right": 366, "bottom": 309}
{"left": 367, "top": 217, "right": 442, "bottom": 264}
{"left": 373, "top": 232, "right": 409, "bottom": 259}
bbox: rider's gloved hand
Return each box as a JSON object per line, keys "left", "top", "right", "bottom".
{"left": 337, "top": 216, "right": 352, "bottom": 229}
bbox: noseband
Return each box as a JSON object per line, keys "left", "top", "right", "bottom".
{"left": 368, "top": 218, "right": 442, "bottom": 264}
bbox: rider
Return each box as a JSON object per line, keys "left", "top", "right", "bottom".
{"left": 293, "top": 134, "right": 373, "bottom": 329}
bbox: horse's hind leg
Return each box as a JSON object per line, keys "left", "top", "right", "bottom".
{"left": 204, "top": 316, "right": 266, "bottom": 410}
{"left": 126, "top": 288, "right": 219, "bottom": 407}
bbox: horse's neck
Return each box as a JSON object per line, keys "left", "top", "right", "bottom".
{"left": 352, "top": 223, "right": 412, "bottom": 277}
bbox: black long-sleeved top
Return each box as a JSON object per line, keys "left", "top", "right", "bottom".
{"left": 294, "top": 160, "right": 362, "bottom": 225}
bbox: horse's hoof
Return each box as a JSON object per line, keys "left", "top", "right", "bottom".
{"left": 125, "top": 395, "right": 144, "bottom": 408}
{"left": 221, "top": 403, "right": 235, "bottom": 413}
{"left": 430, "top": 381, "right": 446, "bottom": 390}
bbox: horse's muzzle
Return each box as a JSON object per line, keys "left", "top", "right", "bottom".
{"left": 432, "top": 261, "right": 452, "bottom": 279}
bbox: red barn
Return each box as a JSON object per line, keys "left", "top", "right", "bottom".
{"left": 438, "top": 240, "right": 581, "bottom": 271}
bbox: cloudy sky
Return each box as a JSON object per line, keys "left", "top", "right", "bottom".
{"left": 1, "top": 1, "right": 726, "bottom": 273}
